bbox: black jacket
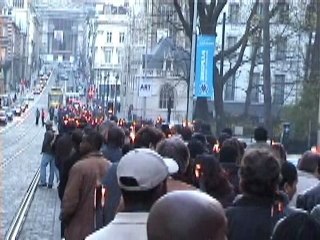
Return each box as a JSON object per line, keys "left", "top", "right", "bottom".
{"left": 41, "top": 130, "right": 55, "bottom": 155}
{"left": 296, "top": 183, "right": 320, "bottom": 212}
{"left": 226, "top": 195, "right": 286, "bottom": 240}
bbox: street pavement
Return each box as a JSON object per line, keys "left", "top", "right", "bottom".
{"left": 0, "top": 71, "right": 56, "bottom": 238}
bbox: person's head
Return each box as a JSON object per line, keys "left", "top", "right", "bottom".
{"left": 196, "top": 154, "right": 233, "bottom": 201}
{"left": 271, "top": 212, "right": 320, "bottom": 240}
{"left": 147, "top": 191, "right": 227, "bottom": 240}
{"left": 187, "top": 139, "right": 206, "bottom": 159}
{"left": 71, "top": 128, "right": 83, "bottom": 150}
{"left": 272, "top": 143, "right": 287, "bottom": 164}
{"left": 297, "top": 151, "right": 320, "bottom": 177}
{"left": 45, "top": 120, "right": 53, "bottom": 131}
{"left": 280, "top": 161, "right": 298, "bottom": 201}
{"left": 79, "top": 130, "right": 103, "bottom": 155}
{"left": 156, "top": 137, "right": 190, "bottom": 177}
{"left": 107, "top": 125, "right": 125, "bottom": 148}
{"left": 219, "top": 144, "right": 238, "bottom": 164}
{"left": 117, "top": 148, "right": 178, "bottom": 212}
{"left": 221, "top": 137, "right": 244, "bottom": 164}
{"left": 97, "top": 120, "right": 116, "bottom": 143}
{"left": 218, "top": 133, "right": 231, "bottom": 149}
{"left": 240, "top": 149, "right": 280, "bottom": 198}
{"left": 191, "top": 132, "right": 207, "bottom": 146}
{"left": 254, "top": 126, "right": 268, "bottom": 142}
{"left": 134, "top": 126, "right": 165, "bottom": 149}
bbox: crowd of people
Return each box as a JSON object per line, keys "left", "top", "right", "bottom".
{"left": 38, "top": 119, "right": 320, "bottom": 240}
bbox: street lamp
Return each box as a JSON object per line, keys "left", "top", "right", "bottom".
{"left": 114, "top": 73, "right": 119, "bottom": 115}
{"left": 106, "top": 72, "right": 110, "bottom": 107}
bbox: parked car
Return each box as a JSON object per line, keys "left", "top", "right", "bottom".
{"left": 2, "top": 106, "right": 13, "bottom": 121}
{"left": 14, "top": 105, "right": 22, "bottom": 116}
{"left": 0, "top": 110, "right": 8, "bottom": 125}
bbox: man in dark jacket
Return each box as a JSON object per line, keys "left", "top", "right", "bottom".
{"left": 226, "top": 148, "right": 286, "bottom": 240}
{"left": 39, "top": 120, "right": 56, "bottom": 188}
{"left": 101, "top": 125, "right": 124, "bottom": 163}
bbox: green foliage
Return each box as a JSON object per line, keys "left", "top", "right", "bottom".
{"left": 283, "top": 82, "right": 319, "bottom": 139}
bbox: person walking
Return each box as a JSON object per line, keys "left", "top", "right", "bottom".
{"left": 39, "top": 120, "right": 56, "bottom": 188}
{"left": 36, "top": 108, "right": 40, "bottom": 126}
{"left": 41, "top": 108, "right": 45, "bottom": 127}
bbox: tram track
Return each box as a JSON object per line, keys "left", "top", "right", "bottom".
{"left": 5, "top": 169, "right": 40, "bottom": 240}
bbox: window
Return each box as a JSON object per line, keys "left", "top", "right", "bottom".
{"left": 116, "top": 48, "right": 122, "bottom": 64}
{"left": 104, "top": 49, "right": 112, "bottom": 63}
{"left": 273, "top": 74, "right": 285, "bottom": 105}
{"left": 275, "top": 36, "right": 287, "bottom": 61}
{"left": 278, "top": 2, "right": 289, "bottom": 24}
{"left": 159, "top": 84, "right": 174, "bottom": 109}
{"left": 0, "top": 48, "right": 6, "bottom": 61}
{"left": 251, "top": 73, "right": 260, "bottom": 103}
{"left": 229, "top": 3, "right": 240, "bottom": 24}
{"left": 13, "top": 0, "right": 24, "bottom": 8}
{"left": 106, "top": 32, "right": 112, "bottom": 43}
{"left": 224, "top": 74, "right": 235, "bottom": 101}
{"left": 119, "top": 32, "right": 125, "bottom": 43}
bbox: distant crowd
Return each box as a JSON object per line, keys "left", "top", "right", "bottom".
{"left": 38, "top": 119, "right": 320, "bottom": 240}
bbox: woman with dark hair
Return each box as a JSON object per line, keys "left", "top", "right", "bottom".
{"left": 196, "top": 154, "right": 235, "bottom": 208}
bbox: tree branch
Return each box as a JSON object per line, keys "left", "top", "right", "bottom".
{"left": 173, "top": 0, "right": 192, "bottom": 40}
{"left": 211, "top": 0, "right": 227, "bottom": 31}
{"left": 221, "top": 0, "right": 259, "bottom": 84}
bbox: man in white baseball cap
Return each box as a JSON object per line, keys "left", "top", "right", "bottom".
{"left": 86, "top": 148, "right": 178, "bottom": 240}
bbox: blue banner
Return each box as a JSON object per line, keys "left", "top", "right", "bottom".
{"left": 195, "top": 35, "right": 215, "bottom": 98}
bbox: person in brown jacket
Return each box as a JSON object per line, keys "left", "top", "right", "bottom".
{"left": 61, "top": 130, "right": 111, "bottom": 240}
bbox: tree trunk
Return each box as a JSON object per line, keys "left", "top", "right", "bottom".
{"left": 309, "top": 0, "right": 320, "bottom": 84}
{"left": 244, "top": 40, "right": 259, "bottom": 117}
{"left": 262, "top": 1, "right": 273, "bottom": 137}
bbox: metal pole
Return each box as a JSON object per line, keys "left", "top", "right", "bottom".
{"left": 142, "top": 16, "right": 148, "bottom": 120}
{"left": 220, "top": 12, "right": 226, "bottom": 77}
{"left": 187, "top": 0, "right": 198, "bottom": 122}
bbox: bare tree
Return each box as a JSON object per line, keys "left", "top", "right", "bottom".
{"left": 174, "top": 0, "right": 260, "bottom": 133}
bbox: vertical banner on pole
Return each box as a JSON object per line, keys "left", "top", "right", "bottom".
{"left": 195, "top": 35, "right": 215, "bottom": 98}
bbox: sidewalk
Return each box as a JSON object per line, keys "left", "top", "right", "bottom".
{"left": 18, "top": 186, "right": 61, "bottom": 240}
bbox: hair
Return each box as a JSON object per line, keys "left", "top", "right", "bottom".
{"left": 71, "top": 128, "right": 83, "bottom": 149}
{"left": 272, "top": 212, "right": 320, "bottom": 240}
{"left": 134, "top": 126, "right": 165, "bottom": 149}
{"left": 222, "top": 137, "right": 244, "bottom": 164}
{"left": 83, "top": 130, "right": 104, "bottom": 151}
{"left": 280, "top": 161, "right": 298, "bottom": 189}
{"left": 187, "top": 139, "right": 206, "bottom": 159}
{"left": 156, "top": 137, "right": 190, "bottom": 176}
{"left": 196, "top": 154, "right": 234, "bottom": 205}
{"left": 254, "top": 126, "right": 268, "bottom": 142}
{"left": 191, "top": 132, "right": 207, "bottom": 145}
{"left": 272, "top": 143, "right": 287, "bottom": 164}
{"left": 222, "top": 128, "right": 233, "bottom": 137}
{"left": 218, "top": 133, "right": 232, "bottom": 148}
{"left": 107, "top": 125, "right": 125, "bottom": 148}
{"left": 219, "top": 144, "right": 239, "bottom": 164}
{"left": 297, "top": 151, "right": 320, "bottom": 174}
{"left": 240, "top": 149, "right": 280, "bottom": 198}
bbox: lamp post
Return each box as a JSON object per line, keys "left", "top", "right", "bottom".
{"left": 114, "top": 73, "right": 119, "bottom": 115}
{"left": 106, "top": 72, "right": 110, "bottom": 109}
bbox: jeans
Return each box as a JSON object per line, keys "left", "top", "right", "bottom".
{"left": 40, "top": 153, "right": 55, "bottom": 185}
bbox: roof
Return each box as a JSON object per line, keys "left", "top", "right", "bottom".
{"left": 143, "top": 37, "right": 190, "bottom": 75}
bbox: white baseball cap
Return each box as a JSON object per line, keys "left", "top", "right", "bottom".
{"left": 117, "top": 148, "right": 178, "bottom": 191}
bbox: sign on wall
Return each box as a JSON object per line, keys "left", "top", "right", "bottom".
{"left": 139, "top": 78, "right": 152, "bottom": 97}
{"left": 195, "top": 35, "right": 215, "bottom": 98}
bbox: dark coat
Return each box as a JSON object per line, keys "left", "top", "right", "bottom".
{"left": 101, "top": 144, "right": 123, "bottom": 163}
{"left": 41, "top": 130, "right": 55, "bottom": 155}
{"left": 226, "top": 195, "right": 286, "bottom": 240}
{"left": 296, "top": 183, "right": 320, "bottom": 212}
